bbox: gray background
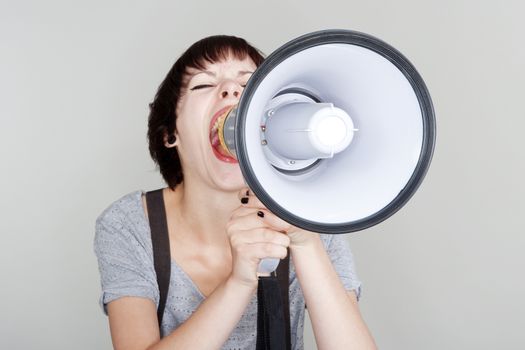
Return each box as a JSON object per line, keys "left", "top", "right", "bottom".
{"left": 1, "top": 0, "right": 523, "bottom": 349}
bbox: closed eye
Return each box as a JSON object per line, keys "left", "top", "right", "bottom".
{"left": 190, "top": 84, "right": 214, "bottom": 90}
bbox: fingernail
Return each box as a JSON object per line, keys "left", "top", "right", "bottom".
{"left": 257, "top": 211, "right": 264, "bottom": 218}
{"left": 241, "top": 197, "right": 249, "bottom": 204}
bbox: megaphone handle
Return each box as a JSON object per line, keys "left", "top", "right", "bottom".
{"left": 258, "top": 257, "right": 280, "bottom": 274}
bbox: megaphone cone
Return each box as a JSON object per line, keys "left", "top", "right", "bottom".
{"left": 218, "top": 29, "right": 435, "bottom": 238}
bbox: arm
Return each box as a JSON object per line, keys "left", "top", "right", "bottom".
{"left": 290, "top": 235, "right": 377, "bottom": 350}
{"left": 239, "top": 189, "right": 377, "bottom": 349}
{"left": 107, "top": 276, "right": 257, "bottom": 350}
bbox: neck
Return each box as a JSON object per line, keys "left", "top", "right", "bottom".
{"left": 164, "top": 179, "right": 241, "bottom": 246}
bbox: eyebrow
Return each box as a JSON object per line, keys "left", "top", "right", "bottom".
{"left": 189, "top": 70, "right": 254, "bottom": 78}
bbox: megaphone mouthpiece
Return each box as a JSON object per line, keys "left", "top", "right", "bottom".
{"left": 264, "top": 100, "right": 355, "bottom": 160}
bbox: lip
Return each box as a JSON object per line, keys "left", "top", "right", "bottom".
{"left": 209, "top": 105, "right": 238, "bottom": 163}
{"left": 209, "top": 105, "right": 234, "bottom": 134}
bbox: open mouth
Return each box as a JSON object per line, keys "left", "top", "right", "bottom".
{"left": 209, "top": 106, "right": 238, "bottom": 163}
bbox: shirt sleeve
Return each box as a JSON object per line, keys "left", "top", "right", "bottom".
{"left": 322, "top": 233, "right": 362, "bottom": 301}
{"left": 93, "top": 204, "right": 159, "bottom": 315}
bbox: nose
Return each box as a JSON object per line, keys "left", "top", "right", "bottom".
{"left": 219, "top": 80, "right": 242, "bottom": 99}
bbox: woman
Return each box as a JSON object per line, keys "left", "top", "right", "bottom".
{"left": 94, "top": 35, "right": 376, "bottom": 350}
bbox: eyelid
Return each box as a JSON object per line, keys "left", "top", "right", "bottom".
{"left": 190, "top": 81, "right": 248, "bottom": 91}
{"left": 190, "top": 84, "right": 214, "bottom": 90}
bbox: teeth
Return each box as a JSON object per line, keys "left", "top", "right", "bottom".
{"left": 210, "top": 111, "right": 231, "bottom": 158}
{"left": 210, "top": 113, "right": 223, "bottom": 136}
{"left": 210, "top": 116, "right": 221, "bottom": 144}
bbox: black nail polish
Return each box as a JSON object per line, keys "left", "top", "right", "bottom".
{"left": 257, "top": 211, "right": 264, "bottom": 218}
{"left": 241, "top": 197, "right": 249, "bottom": 204}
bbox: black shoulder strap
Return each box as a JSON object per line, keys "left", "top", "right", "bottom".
{"left": 276, "top": 251, "right": 291, "bottom": 350}
{"left": 146, "top": 189, "right": 171, "bottom": 329}
{"left": 257, "top": 252, "right": 291, "bottom": 350}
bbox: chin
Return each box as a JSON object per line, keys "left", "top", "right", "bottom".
{"left": 209, "top": 166, "right": 245, "bottom": 192}
{"left": 205, "top": 145, "right": 246, "bottom": 191}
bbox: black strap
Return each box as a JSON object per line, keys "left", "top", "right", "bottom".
{"left": 257, "top": 252, "right": 291, "bottom": 350}
{"left": 276, "top": 251, "right": 291, "bottom": 350}
{"left": 146, "top": 188, "right": 290, "bottom": 347}
{"left": 146, "top": 189, "right": 171, "bottom": 329}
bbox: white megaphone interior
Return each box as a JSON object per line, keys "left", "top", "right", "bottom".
{"left": 244, "top": 43, "right": 423, "bottom": 224}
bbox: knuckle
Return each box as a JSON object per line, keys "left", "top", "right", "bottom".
{"left": 225, "top": 221, "right": 235, "bottom": 232}
{"left": 272, "top": 232, "right": 285, "bottom": 245}
{"left": 229, "top": 234, "right": 239, "bottom": 246}
{"left": 270, "top": 231, "right": 289, "bottom": 246}
{"left": 235, "top": 244, "right": 247, "bottom": 256}
{"left": 262, "top": 229, "right": 273, "bottom": 241}
{"left": 264, "top": 243, "right": 274, "bottom": 255}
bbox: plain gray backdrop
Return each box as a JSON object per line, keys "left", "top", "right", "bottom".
{"left": 1, "top": 0, "right": 523, "bottom": 349}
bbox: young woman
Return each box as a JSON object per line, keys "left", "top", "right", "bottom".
{"left": 94, "top": 35, "right": 376, "bottom": 350}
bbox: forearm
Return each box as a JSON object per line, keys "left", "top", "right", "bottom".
{"left": 291, "top": 236, "right": 376, "bottom": 350}
{"left": 148, "top": 277, "right": 256, "bottom": 350}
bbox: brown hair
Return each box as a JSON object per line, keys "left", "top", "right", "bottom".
{"left": 147, "top": 35, "right": 265, "bottom": 189}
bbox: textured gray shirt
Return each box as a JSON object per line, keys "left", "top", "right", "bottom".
{"left": 94, "top": 190, "right": 362, "bottom": 350}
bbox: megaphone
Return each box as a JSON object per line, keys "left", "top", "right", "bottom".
{"left": 214, "top": 29, "right": 435, "bottom": 271}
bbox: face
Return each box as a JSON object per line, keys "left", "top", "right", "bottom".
{"left": 169, "top": 54, "right": 257, "bottom": 192}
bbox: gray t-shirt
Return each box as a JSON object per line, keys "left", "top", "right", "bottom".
{"left": 94, "top": 190, "right": 362, "bottom": 350}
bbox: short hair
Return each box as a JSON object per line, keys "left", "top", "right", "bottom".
{"left": 147, "top": 35, "right": 265, "bottom": 189}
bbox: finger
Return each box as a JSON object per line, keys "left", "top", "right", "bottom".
{"left": 255, "top": 209, "right": 294, "bottom": 233}
{"left": 242, "top": 242, "right": 289, "bottom": 260}
{"left": 237, "top": 187, "right": 251, "bottom": 201}
{"left": 238, "top": 190, "right": 266, "bottom": 209}
{"left": 229, "top": 206, "right": 259, "bottom": 220}
{"left": 229, "top": 227, "right": 290, "bottom": 247}
{"left": 230, "top": 206, "right": 294, "bottom": 234}
{"left": 227, "top": 211, "right": 269, "bottom": 232}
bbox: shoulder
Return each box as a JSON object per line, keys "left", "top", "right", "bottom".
{"left": 318, "top": 233, "right": 341, "bottom": 249}
{"left": 93, "top": 190, "right": 161, "bottom": 314}
{"left": 318, "top": 233, "right": 354, "bottom": 260}
{"left": 94, "top": 190, "right": 150, "bottom": 254}
{"left": 96, "top": 190, "right": 146, "bottom": 226}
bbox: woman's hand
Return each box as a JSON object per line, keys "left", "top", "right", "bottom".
{"left": 225, "top": 188, "right": 291, "bottom": 289}
{"left": 226, "top": 187, "right": 322, "bottom": 288}
{"left": 233, "top": 187, "right": 320, "bottom": 252}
